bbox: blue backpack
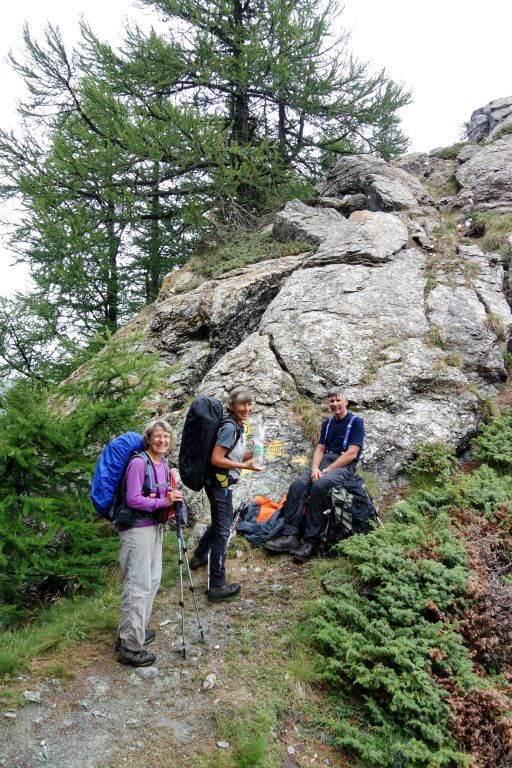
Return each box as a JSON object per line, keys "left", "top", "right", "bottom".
{"left": 90, "top": 432, "right": 144, "bottom": 520}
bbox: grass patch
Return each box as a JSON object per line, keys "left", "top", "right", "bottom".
{"left": 189, "top": 229, "right": 311, "bottom": 279}
{"left": 470, "top": 211, "right": 512, "bottom": 258}
{"left": 425, "top": 324, "right": 445, "bottom": 348}
{"left": 424, "top": 177, "right": 460, "bottom": 201}
{"left": 485, "top": 312, "right": 508, "bottom": 341}
{"left": 444, "top": 351, "right": 463, "bottom": 368}
{"left": 291, "top": 392, "right": 325, "bottom": 449}
{"left": 464, "top": 260, "right": 481, "bottom": 286}
{"left": 490, "top": 122, "right": 512, "bottom": 141}
{"left": 213, "top": 700, "right": 277, "bottom": 768}
{"left": 0, "top": 540, "right": 179, "bottom": 678}
{"left": 0, "top": 590, "right": 120, "bottom": 677}
{"left": 432, "top": 142, "right": 472, "bottom": 160}
{"left": 431, "top": 213, "right": 461, "bottom": 259}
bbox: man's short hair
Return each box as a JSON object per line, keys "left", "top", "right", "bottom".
{"left": 326, "top": 386, "right": 346, "bottom": 399}
{"left": 226, "top": 385, "right": 254, "bottom": 412}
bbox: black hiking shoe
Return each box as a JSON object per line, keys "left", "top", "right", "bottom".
{"left": 115, "top": 628, "right": 156, "bottom": 652}
{"left": 293, "top": 542, "right": 316, "bottom": 563}
{"left": 189, "top": 553, "right": 209, "bottom": 571}
{"left": 207, "top": 583, "right": 241, "bottom": 601}
{"left": 263, "top": 534, "right": 300, "bottom": 554}
{"left": 116, "top": 645, "right": 156, "bottom": 667}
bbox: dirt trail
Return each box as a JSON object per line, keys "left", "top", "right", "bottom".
{"left": 0, "top": 542, "right": 335, "bottom": 768}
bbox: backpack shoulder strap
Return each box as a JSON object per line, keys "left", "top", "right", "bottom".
{"left": 323, "top": 416, "right": 334, "bottom": 444}
{"left": 342, "top": 414, "right": 357, "bottom": 453}
{"left": 220, "top": 415, "right": 243, "bottom": 452}
{"left": 130, "top": 450, "right": 153, "bottom": 494}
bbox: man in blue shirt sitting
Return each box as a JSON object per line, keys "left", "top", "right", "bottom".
{"left": 265, "top": 387, "right": 365, "bottom": 562}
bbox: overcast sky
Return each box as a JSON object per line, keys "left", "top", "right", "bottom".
{"left": 1, "top": 0, "right": 511, "bottom": 296}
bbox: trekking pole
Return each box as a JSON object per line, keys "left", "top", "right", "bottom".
{"left": 174, "top": 502, "right": 205, "bottom": 659}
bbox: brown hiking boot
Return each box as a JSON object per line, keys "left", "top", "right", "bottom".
{"left": 207, "top": 583, "right": 241, "bottom": 601}
{"left": 189, "top": 553, "right": 209, "bottom": 571}
{"left": 116, "top": 645, "right": 156, "bottom": 667}
{"left": 292, "top": 541, "right": 316, "bottom": 563}
{"left": 263, "top": 534, "right": 300, "bottom": 554}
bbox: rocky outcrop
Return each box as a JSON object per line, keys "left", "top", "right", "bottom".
{"left": 115, "top": 140, "right": 512, "bottom": 506}
{"left": 466, "top": 96, "right": 512, "bottom": 143}
{"left": 453, "top": 136, "right": 512, "bottom": 212}
{"left": 314, "top": 154, "right": 436, "bottom": 215}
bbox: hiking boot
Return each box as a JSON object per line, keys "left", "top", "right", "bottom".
{"left": 263, "top": 534, "right": 300, "bottom": 554}
{"left": 293, "top": 541, "right": 316, "bottom": 563}
{"left": 116, "top": 645, "right": 156, "bottom": 667}
{"left": 189, "top": 553, "right": 209, "bottom": 571}
{"left": 115, "top": 628, "right": 156, "bottom": 652}
{"left": 207, "top": 583, "right": 241, "bottom": 601}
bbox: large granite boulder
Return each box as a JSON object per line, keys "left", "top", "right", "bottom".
{"left": 453, "top": 136, "right": 512, "bottom": 212}
{"left": 315, "top": 154, "right": 436, "bottom": 214}
{"left": 115, "top": 150, "right": 511, "bottom": 503}
{"left": 466, "top": 96, "right": 512, "bottom": 143}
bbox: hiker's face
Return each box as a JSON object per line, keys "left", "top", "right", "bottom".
{"left": 148, "top": 427, "right": 171, "bottom": 456}
{"left": 328, "top": 395, "right": 348, "bottom": 419}
{"left": 232, "top": 400, "right": 253, "bottom": 423}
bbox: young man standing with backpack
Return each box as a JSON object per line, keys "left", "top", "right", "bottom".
{"left": 189, "top": 386, "right": 263, "bottom": 600}
{"left": 264, "top": 387, "right": 365, "bottom": 561}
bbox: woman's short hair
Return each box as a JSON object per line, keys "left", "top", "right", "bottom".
{"left": 142, "top": 418, "right": 175, "bottom": 449}
{"left": 326, "top": 386, "right": 346, "bottom": 399}
{"left": 226, "top": 386, "right": 254, "bottom": 413}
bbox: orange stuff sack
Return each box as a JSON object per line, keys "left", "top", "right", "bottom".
{"left": 254, "top": 495, "right": 287, "bottom": 523}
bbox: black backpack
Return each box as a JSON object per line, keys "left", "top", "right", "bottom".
{"left": 321, "top": 475, "right": 378, "bottom": 550}
{"left": 178, "top": 395, "right": 241, "bottom": 491}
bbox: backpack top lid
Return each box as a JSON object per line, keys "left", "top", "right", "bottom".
{"left": 178, "top": 395, "right": 225, "bottom": 491}
{"left": 90, "top": 431, "right": 144, "bottom": 517}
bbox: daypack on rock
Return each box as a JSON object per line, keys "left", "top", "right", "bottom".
{"left": 321, "top": 475, "right": 378, "bottom": 550}
{"left": 90, "top": 432, "right": 143, "bottom": 520}
{"left": 178, "top": 395, "right": 241, "bottom": 491}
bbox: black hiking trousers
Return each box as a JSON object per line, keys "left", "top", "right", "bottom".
{"left": 281, "top": 453, "right": 355, "bottom": 543}
{"left": 193, "top": 484, "right": 233, "bottom": 587}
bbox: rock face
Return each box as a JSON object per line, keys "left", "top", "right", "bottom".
{"left": 119, "top": 130, "right": 511, "bottom": 507}
{"left": 453, "top": 136, "right": 512, "bottom": 212}
{"left": 466, "top": 96, "right": 512, "bottom": 142}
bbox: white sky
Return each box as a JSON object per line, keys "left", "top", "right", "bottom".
{"left": 1, "top": 0, "right": 511, "bottom": 297}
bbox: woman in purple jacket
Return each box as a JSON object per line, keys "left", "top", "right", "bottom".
{"left": 116, "top": 418, "right": 183, "bottom": 667}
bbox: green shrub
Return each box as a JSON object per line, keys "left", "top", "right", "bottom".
{"left": 310, "top": 486, "right": 473, "bottom": 767}
{"left": 473, "top": 408, "right": 512, "bottom": 468}
{"left": 190, "top": 230, "right": 311, "bottom": 279}
{"left": 405, "top": 443, "right": 458, "bottom": 488}
{"left": 455, "top": 464, "right": 512, "bottom": 519}
{"left": 0, "top": 336, "right": 162, "bottom": 626}
{"left": 432, "top": 143, "right": 471, "bottom": 160}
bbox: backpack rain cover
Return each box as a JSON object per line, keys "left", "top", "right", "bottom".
{"left": 90, "top": 431, "right": 144, "bottom": 519}
{"left": 178, "top": 396, "right": 224, "bottom": 491}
